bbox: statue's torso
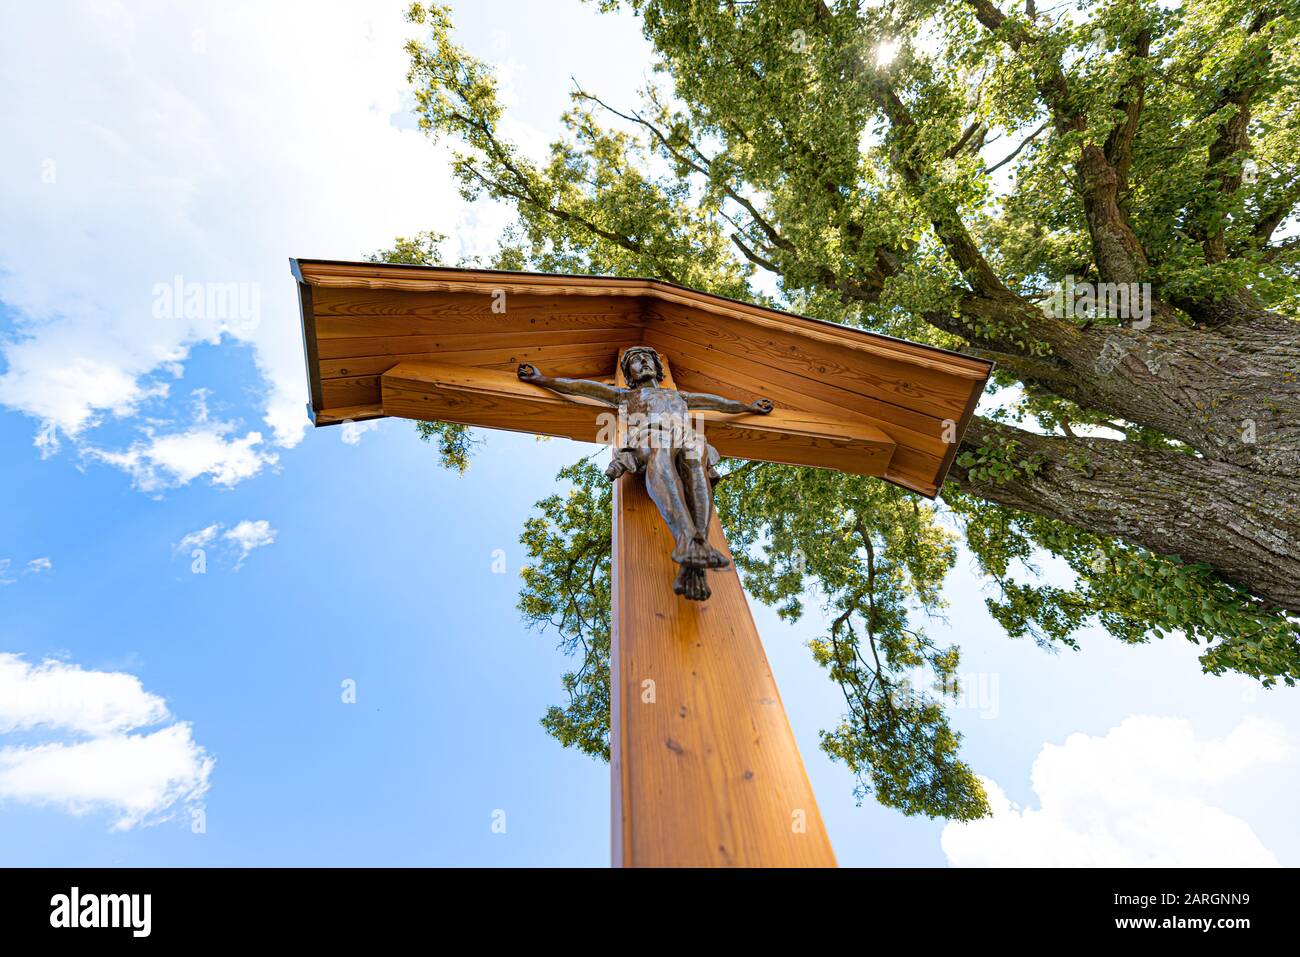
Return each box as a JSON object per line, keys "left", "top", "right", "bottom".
{"left": 619, "top": 385, "right": 705, "bottom": 454}
{"left": 621, "top": 385, "right": 688, "bottom": 417}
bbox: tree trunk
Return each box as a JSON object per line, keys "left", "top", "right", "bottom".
{"left": 937, "top": 294, "right": 1300, "bottom": 479}
{"left": 1042, "top": 319, "right": 1299, "bottom": 477}
{"left": 950, "top": 418, "right": 1300, "bottom": 615}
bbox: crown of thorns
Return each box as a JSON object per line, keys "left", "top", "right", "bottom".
{"left": 620, "top": 347, "right": 665, "bottom": 383}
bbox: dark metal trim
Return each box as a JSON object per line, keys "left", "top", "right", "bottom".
{"left": 294, "top": 271, "right": 324, "bottom": 422}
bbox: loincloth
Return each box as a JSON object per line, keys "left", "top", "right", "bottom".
{"left": 605, "top": 442, "right": 721, "bottom": 482}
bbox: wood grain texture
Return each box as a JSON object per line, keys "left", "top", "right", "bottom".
{"left": 381, "top": 361, "right": 606, "bottom": 443}
{"left": 648, "top": 328, "right": 948, "bottom": 452}
{"left": 297, "top": 260, "right": 989, "bottom": 380}
{"left": 316, "top": 326, "right": 633, "bottom": 361}
{"left": 318, "top": 343, "right": 618, "bottom": 380}
{"left": 313, "top": 403, "right": 384, "bottom": 426}
{"left": 313, "top": 288, "right": 642, "bottom": 326}
{"left": 646, "top": 302, "right": 968, "bottom": 422}
{"left": 611, "top": 454, "right": 837, "bottom": 867}
{"left": 321, "top": 349, "right": 620, "bottom": 411}
{"left": 650, "top": 331, "right": 944, "bottom": 493}
{"left": 321, "top": 373, "right": 382, "bottom": 409}
{"left": 292, "top": 258, "right": 993, "bottom": 496}
{"left": 609, "top": 348, "right": 834, "bottom": 866}
{"left": 701, "top": 410, "right": 894, "bottom": 477}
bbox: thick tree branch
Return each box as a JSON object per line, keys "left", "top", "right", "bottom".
{"left": 945, "top": 119, "right": 988, "bottom": 160}
{"left": 868, "top": 78, "right": 1011, "bottom": 298}
{"left": 949, "top": 418, "right": 1300, "bottom": 614}
{"left": 1201, "top": 9, "right": 1280, "bottom": 264}
{"left": 1252, "top": 177, "right": 1300, "bottom": 243}
{"left": 963, "top": 0, "right": 1159, "bottom": 292}
{"left": 1103, "top": 28, "right": 1151, "bottom": 208}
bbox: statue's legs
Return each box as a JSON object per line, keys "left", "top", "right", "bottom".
{"left": 643, "top": 446, "right": 701, "bottom": 566}
{"left": 670, "top": 452, "right": 729, "bottom": 601}
{"left": 624, "top": 445, "right": 728, "bottom": 601}
{"left": 676, "top": 450, "right": 728, "bottom": 570}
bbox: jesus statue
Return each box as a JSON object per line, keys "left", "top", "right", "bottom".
{"left": 518, "top": 346, "right": 773, "bottom": 601}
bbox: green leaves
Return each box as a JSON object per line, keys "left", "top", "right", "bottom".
{"left": 955, "top": 436, "right": 1044, "bottom": 486}
{"left": 518, "top": 460, "right": 613, "bottom": 760}
{"left": 366, "top": 230, "right": 448, "bottom": 267}
{"left": 947, "top": 489, "right": 1300, "bottom": 685}
{"left": 394, "top": 0, "right": 1300, "bottom": 822}
{"left": 717, "top": 463, "right": 988, "bottom": 819}
{"left": 413, "top": 421, "right": 478, "bottom": 474}
{"left": 403, "top": 4, "right": 754, "bottom": 291}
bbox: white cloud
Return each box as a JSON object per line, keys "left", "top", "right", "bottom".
{"left": 76, "top": 389, "right": 279, "bottom": 494}
{"left": 223, "top": 520, "right": 277, "bottom": 570}
{"left": 942, "top": 716, "right": 1286, "bottom": 867}
{"left": 82, "top": 420, "right": 277, "bottom": 494}
{"left": 1, "top": 556, "right": 55, "bottom": 584}
{"left": 0, "top": 654, "right": 168, "bottom": 737}
{"left": 0, "top": 725, "right": 212, "bottom": 832}
{"left": 0, "top": 654, "right": 212, "bottom": 830}
{"left": 339, "top": 419, "right": 382, "bottom": 445}
{"left": 175, "top": 523, "right": 220, "bottom": 554}
{"left": 0, "top": 0, "right": 479, "bottom": 483}
{"left": 175, "top": 519, "right": 277, "bottom": 570}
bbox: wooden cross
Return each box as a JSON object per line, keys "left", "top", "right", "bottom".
{"left": 292, "top": 259, "right": 991, "bottom": 867}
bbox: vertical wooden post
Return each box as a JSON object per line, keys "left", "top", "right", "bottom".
{"left": 609, "top": 354, "right": 836, "bottom": 867}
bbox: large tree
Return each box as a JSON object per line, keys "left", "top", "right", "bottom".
{"left": 390, "top": 0, "right": 1299, "bottom": 819}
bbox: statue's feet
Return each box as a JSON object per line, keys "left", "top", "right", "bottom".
{"left": 672, "top": 534, "right": 729, "bottom": 570}
{"left": 700, "top": 542, "right": 729, "bottom": 568}
{"left": 673, "top": 566, "right": 711, "bottom": 602}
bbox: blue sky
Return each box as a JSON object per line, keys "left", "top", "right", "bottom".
{"left": 0, "top": 0, "right": 1296, "bottom": 867}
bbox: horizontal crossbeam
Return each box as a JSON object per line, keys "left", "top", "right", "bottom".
{"left": 379, "top": 360, "right": 897, "bottom": 476}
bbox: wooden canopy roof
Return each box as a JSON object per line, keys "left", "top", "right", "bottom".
{"left": 292, "top": 259, "right": 992, "bottom": 498}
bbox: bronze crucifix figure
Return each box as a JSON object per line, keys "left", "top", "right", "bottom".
{"left": 519, "top": 346, "right": 772, "bottom": 601}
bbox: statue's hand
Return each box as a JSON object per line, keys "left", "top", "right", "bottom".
{"left": 750, "top": 398, "right": 774, "bottom": 415}
{"left": 517, "top": 363, "right": 543, "bottom": 383}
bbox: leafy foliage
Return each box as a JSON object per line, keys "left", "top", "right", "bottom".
{"left": 716, "top": 464, "right": 987, "bottom": 819}
{"left": 517, "top": 459, "right": 613, "bottom": 760}
{"left": 367, "top": 229, "right": 449, "bottom": 267}
{"left": 947, "top": 487, "right": 1300, "bottom": 685}
{"left": 391, "top": 0, "right": 1300, "bottom": 820}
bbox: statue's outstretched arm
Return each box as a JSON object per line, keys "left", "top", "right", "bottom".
{"left": 518, "top": 363, "right": 624, "bottom": 406}
{"left": 682, "top": 391, "right": 774, "bottom": 415}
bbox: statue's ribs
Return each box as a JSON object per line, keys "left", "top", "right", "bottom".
{"left": 380, "top": 360, "right": 897, "bottom": 478}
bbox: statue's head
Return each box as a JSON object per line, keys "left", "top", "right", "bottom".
{"left": 620, "top": 346, "right": 665, "bottom": 386}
